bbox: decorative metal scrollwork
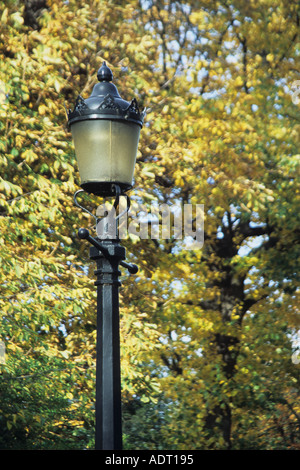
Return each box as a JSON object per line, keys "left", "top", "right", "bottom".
{"left": 98, "top": 94, "right": 121, "bottom": 112}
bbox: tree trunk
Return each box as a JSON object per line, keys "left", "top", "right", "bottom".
{"left": 203, "top": 260, "right": 243, "bottom": 448}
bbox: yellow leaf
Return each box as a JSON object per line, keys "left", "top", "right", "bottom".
{"left": 1, "top": 8, "right": 8, "bottom": 24}
{"left": 234, "top": 76, "right": 243, "bottom": 87}
{"left": 38, "top": 104, "right": 47, "bottom": 115}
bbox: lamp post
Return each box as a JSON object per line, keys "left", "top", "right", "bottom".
{"left": 67, "top": 62, "right": 145, "bottom": 450}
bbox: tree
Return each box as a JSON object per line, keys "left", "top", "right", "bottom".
{"left": 0, "top": 0, "right": 159, "bottom": 449}
{"left": 0, "top": 0, "right": 299, "bottom": 450}
{"left": 127, "top": 0, "right": 300, "bottom": 449}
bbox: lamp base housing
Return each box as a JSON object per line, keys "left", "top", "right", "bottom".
{"left": 81, "top": 181, "right": 131, "bottom": 197}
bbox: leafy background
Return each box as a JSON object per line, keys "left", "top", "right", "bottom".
{"left": 0, "top": 0, "right": 299, "bottom": 450}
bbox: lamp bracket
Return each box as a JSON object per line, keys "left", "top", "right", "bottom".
{"left": 74, "top": 185, "right": 130, "bottom": 232}
{"left": 95, "top": 184, "right": 130, "bottom": 239}
{"left": 74, "top": 186, "right": 138, "bottom": 274}
{"left": 78, "top": 228, "right": 138, "bottom": 274}
{"left": 111, "top": 184, "right": 131, "bottom": 223}
{"left": 74, "top": 189, "right": 98, "bottom": 226}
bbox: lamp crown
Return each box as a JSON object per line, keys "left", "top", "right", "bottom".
{"left": 67, "top": 61, "right": 146, "bottom": 128}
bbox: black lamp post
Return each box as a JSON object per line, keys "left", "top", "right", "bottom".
{"left": 67, "top": 62, "right": 145, "bottom": 450}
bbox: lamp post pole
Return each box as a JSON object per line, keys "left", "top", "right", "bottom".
{"left": 90, "top": 236, "right": 124, "bottom": 450}
{"left": 77, "top": 227, "right": 137, "bottom": 450}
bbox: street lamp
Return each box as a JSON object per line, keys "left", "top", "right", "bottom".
{"left": 67, "top": 61, "right": 145, "bottom": 450}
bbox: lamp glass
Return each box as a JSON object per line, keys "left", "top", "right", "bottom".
{"left": 71, "top": 119, "right": 141, "bottom": 191}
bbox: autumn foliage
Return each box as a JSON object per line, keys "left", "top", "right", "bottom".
{"left": 0, "top": 0, "right": 299, "bottom": 450}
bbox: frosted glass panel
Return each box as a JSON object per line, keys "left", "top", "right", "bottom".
{"left": 71, "top": 120, "right": 140, "bottom": 187}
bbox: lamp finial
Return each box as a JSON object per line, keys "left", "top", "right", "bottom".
{"left": 97, "top": 61, "right": 113, "bottom": 82}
